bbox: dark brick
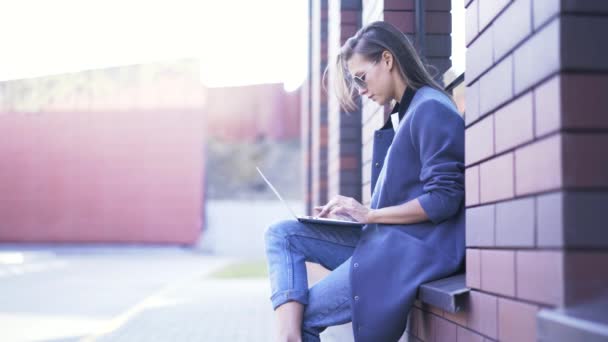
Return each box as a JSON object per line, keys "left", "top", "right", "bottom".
{"left": 562, "top": 74, "right": 608, "bottom": 130}
{"left": 564, "top": 252, "right": 608, "bottom": 306}
{"left": 533, "top": 0, "right": 608, "bottom": 30}
{"left": 384, "top": 11, "right": 416, "bottom": 33}
{"left": 562, "top": 16, "right": 608, "bottom": 72}
{"left": 466, "top": 204, "right": 495, "bottom": 247}
{"left": 495, "top": 197, "right": 535, "bottom": 247}
{"left": 426, "top": 11, "right": 452, "bottom": 34}
{"left": 563, "top": 133, "right": 608, "bottom": 188}
{"left": 426, "top": 34, "right": 452, "bottom": 57}
{"left": 384, "top": 0, "right": 414, "bottom": 11}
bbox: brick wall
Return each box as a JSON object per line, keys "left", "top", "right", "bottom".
{"left": 326, "top": 0, "right": 364, "bottom": 202}
{"left": 303, "top": 0, "right": 608, "bottom": 340}
{"left": 455, "top": 0, "right": 608, "bottom": 341}
{"left": 310, "top": 0, "right": 330, "bottom": 210}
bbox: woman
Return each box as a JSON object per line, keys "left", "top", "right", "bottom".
{"left": 264, "top": 21, "right": 465, "bottom": 342}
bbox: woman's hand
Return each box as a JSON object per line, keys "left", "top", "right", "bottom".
{"left": 314, "top": 195, "right": 372, "bottom": 223}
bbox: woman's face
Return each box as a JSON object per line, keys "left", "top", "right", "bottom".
{"left": 347, "top": 52, "right": 394, "bottom": 105}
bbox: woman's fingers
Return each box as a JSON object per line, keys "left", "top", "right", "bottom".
{"left": 317, "top": 198, "right": 338, "bottom": 217}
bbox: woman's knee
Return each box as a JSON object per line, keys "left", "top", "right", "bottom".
{"left": 264, "top": 219, "right": 297, "bottom": 247}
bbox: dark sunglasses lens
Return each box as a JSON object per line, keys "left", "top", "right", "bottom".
{"left": 353, "top": 77, "right": 365, "bottom": 89}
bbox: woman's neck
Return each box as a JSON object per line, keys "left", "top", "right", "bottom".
{"left": 393, "top": 77, "right": 408, "bottom": 104}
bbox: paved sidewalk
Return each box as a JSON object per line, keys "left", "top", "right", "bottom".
{"left": 91, "top": 277, "right": 275, "bottom": 342}
{"left": 0, "top": 245, "right": 355, "bottom": 341}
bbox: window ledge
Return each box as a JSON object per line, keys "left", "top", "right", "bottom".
{"left": 417, "top": 273, "right": 469, "bottom": 313}
{"left": 538, "top": 293, "right": 608, "bottom": 342}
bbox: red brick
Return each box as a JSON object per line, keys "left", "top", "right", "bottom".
{"left": 515, "top": 134, "right": 562, "bottom": 196}
{"left": 495, "top": 197, "right": 535, "bottom": 247}
{"left": 516, "top": 250, "right": 564, "bottom": 306}
{"left": 340, "top": 10, "right": 360, "bottom": 25}
{"left": 435, "top": 316, "right": 458, "bottom": 341}
{"left": 466, "top": 248, "right": 481, "bottom": 288}
{"left": 513, "top": 18, "right": 559, "bottom": 95}
{"left": 478, "top": 0, "right": 510, "bottom": 30}
{"left": 465, "top": 114, "right": 494, "bottom": 166}
{"left": 465, "top": 165, "right": 480, "bottom": 206}
{"left": 494, "top": 92, "right": 534, "bottom": 153}
{"left": 465, "top": 79, "right": 481, "bottom": 126}
{"left": 466, "top": 204, "right": 495, "bottom": 247}
{"left": 443, "top": 309, "right": 468, "bottom": 327}
{"left": 426, "top": 12, "right": 452, "bottom": 34}
{"left": 457, "top": 326, "right": 484, "bottom": 342}
{"left": 562, "top": 74, "right": 608, "bottom": 129}
{"left": 533, "top": 75, "right": 561, "bottom": 137}
{"left": 384, "top": 0, "right": 415, "bottom": 10}
{"left": 466, "top": 25, "right": 494, "bottom": 84}
{"left": 384, "top": 11, "right": 416, "bottom": 33}
{"left": 492, "top": 0, "right": 532, "bottom": 60}
{"left": 563, "top": 133, "right": 608, "bottom": 188}
{"left": 466, "top": 0, "right": 479, "bottom": 46}
{"left": 564, "top": 252, "right": 608, "bottom": 306}
{"left": 468, "top": 291, "right": 498, "bottom": 339}
{"left": 480, "top": 153, "right": 514, "bottom": 203}
{"left": 479, "top": 55, "right": 514, "bottom": 116}
{"left": 498, "top": 298, "right": 538, "bottom": 342}
{"left": 481, "top": 250, "right": 516, "bottom": 296}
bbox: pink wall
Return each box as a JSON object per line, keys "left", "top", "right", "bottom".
{"left": 205, "top": 83, "right": 301, "bottom": 142}
{"left": 0, "top": 109, "right": 205, "bottom": 244}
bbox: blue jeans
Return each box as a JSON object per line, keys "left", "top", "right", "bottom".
{"left": 264, "top": 219, "right": 362, "bottom": 342}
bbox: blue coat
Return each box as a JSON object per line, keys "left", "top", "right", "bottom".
{"left": 350, "top": 86, "right": 465, "bottom": 341}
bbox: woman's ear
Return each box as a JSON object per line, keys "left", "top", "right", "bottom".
{"left": 383, "top": 50, "right": 393, "bottom": 70}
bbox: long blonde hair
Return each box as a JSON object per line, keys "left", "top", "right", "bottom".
{"left": 326, "top": 21, "right": 451, "bottom": 112}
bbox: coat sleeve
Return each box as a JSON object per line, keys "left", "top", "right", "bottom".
{"left": 409, "top": 99, "right": 465, "bottom": 224}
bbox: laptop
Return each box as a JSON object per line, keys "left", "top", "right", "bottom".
{"left": 256, "top": 167, "right": 364, "bottom": 228}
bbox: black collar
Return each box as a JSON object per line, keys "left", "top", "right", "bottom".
{"left": 380, "top": 86, "right": 416, "bottom": 130}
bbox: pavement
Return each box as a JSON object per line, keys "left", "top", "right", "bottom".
{"left": 0, "top": 245, "right": 275, "bottom": 342}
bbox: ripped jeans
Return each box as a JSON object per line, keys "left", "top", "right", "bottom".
{"left": 264, "top": 219, "right": 362, "bottom": 341}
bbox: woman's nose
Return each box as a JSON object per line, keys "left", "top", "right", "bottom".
{"left": 357, "top": 87, "right": 368, "bottom": 96}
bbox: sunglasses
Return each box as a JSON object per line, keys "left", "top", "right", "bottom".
{"left": 351, "top": 61, "right": 378, "bottom": 91}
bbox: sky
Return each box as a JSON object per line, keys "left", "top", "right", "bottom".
{"left": 0, "top": 0, "right": 464, "bottom": 91}
{"left": 0, "top": 0, "right": 309, "bottom": 91}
